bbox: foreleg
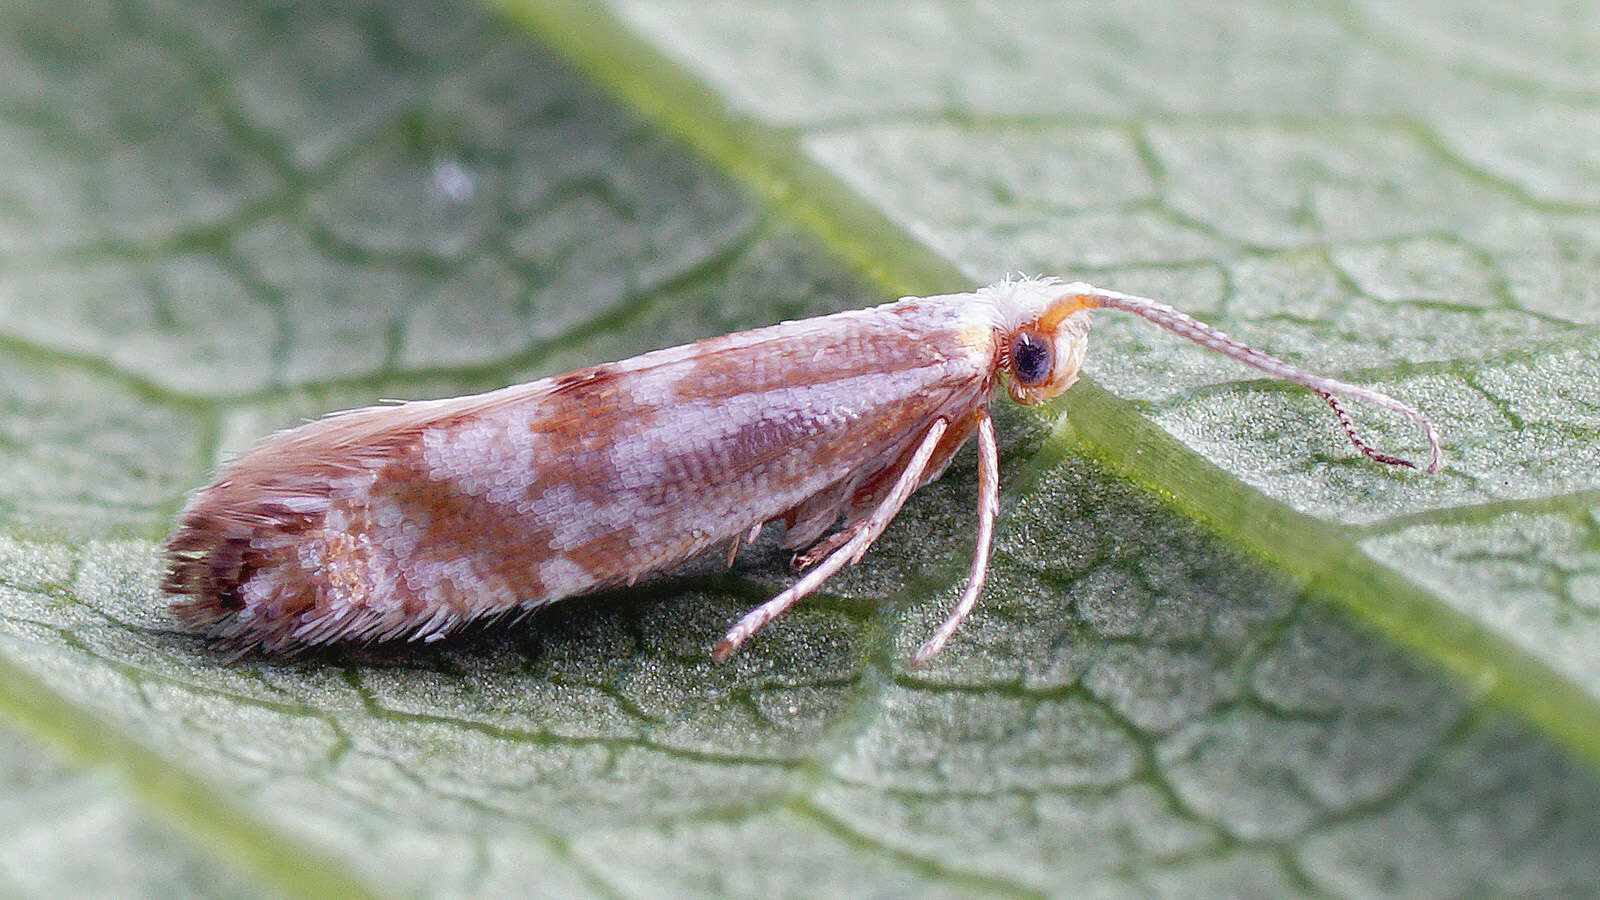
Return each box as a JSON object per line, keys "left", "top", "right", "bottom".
{"left": 712, "top": 418, "right": 951, "bottom": 660}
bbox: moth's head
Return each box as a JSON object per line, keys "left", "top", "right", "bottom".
{"left": 983, "top": 277, "right": 1096, "bottom": 405}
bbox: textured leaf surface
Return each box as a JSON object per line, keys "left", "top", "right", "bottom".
{"left": 2, "top": 0, "right": 1600, "bottom": 896}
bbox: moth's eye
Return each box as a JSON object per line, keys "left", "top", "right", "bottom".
{"left": 1009, "top": 331, "right": 1053, "bottom": 386}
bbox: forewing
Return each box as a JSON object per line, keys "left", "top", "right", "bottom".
{"left": 166, "top": 298, "right": 994, "bottom": 649}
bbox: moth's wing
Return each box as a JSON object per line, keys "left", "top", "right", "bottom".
{"left": 165, "top": 298, "right": 998, "bottom": 651}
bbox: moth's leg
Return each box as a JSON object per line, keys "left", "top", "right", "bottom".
{"left": 912, "top": 409, "right": 998, "bottom": 664}
{"left": 793, "top": 409, "right": 979, "bottom": 572}
{"left": 728, "top": 523, "right": 768, "bottom": 569}
{"left": 712, "top": 418, "right": 951, "bottom": 660}
{"left": 793, "top": 523, "right": 857, "bottom": 571}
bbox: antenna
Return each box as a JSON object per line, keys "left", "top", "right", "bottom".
{"left": 1079, "top": 288, "right": 1441, "bottom": 473}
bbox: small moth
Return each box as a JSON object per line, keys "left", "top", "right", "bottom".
{"left": 165, "top": 277, "right": 1440, "bottom": 663}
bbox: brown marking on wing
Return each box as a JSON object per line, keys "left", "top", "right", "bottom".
{"left": 371, "top": 456, "right": 554, "bottom": 606}
{"left": 549, "top": 364, "right": 620, "bottom": 398}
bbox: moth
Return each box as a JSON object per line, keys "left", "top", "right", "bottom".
{"left": 165, "top": 277, "right": 1440, "bottom": 663}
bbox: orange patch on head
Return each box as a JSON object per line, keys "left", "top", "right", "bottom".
{"left": 1033, "top": 293, "right": 1097, "bottom": 335}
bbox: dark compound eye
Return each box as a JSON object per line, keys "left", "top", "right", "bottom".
{"left": 1009, "top": 331, "right": 1053, "bottom": 386}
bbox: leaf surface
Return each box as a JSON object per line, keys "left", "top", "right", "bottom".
{"left": 3, "top": 0, "right": 1600, "bottom": 896}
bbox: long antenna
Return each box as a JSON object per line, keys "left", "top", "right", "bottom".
{"left": 1079, "top": 288, "right": 1442, "bottom": 473}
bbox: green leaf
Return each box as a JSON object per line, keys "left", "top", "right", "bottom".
{"left": 0, "top": 719, "right": 271, "bottom": 898}
{"left": 3, "top": 0, "right": 1600, "bottom": 896}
